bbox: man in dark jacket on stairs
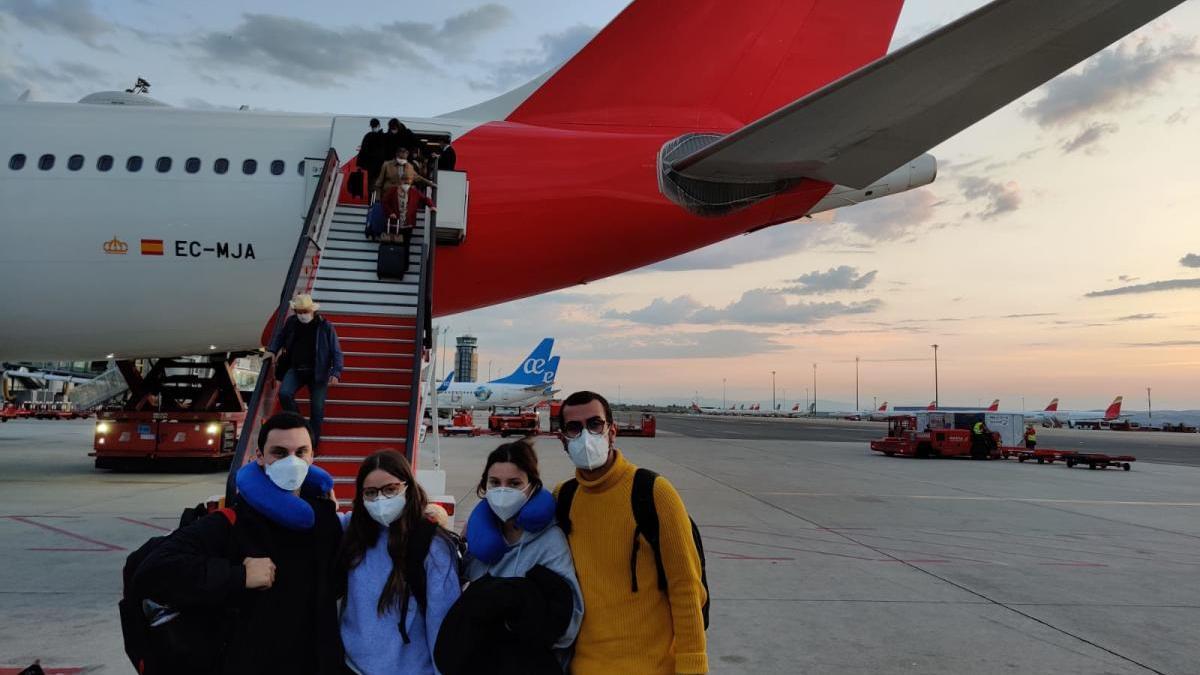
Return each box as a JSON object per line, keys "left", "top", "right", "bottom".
{"left": 266, "top": 294, "right": 344, "bottom": 449}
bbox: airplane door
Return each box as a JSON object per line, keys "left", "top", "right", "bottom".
{"left": 302, "top": 157, "right": 325, "bottom": 214}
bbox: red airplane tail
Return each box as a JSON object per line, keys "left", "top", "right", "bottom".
{"left": 506, "top": 0, "right": 904, "bottom": 128}
{"left": 878, "top": 401, "right": 888, "bottom": 412}
{"left": 1104, "top": 396, "right": 1123, "bottom": 420}
{"left": 927, "top": 401, "right": 937, "bottom": 411}
{"left": 986, "top": 399, "right": 999, "bottom": 412}
{"left": 1045, "top": 398, "right": 1059, "bottom": 412}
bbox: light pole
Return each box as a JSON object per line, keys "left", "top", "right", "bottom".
{"left": 771, "top": 370, "right": 776, "bottom": 413}
{"left": 931, "top": 344, "right": 939, "bottom": 408}
{"left": 783, "top": 388, "right": 788, "bottom": 412}
{"left": 805, "top": 388, "right": 809, "bottom": 414}
{"left": 1147, "top": 387, "right": 1152, "bottom": 421}
{"left": 812, "top": 363, "right": 818, "bottom": 415}
{"left": 722, "top": 378, "right": 726, "bottom": 409}
{"left": 855, "top": 356, "right": 860, "bottom": 412}
{"left": 873, "top": 395, "right": 877, "bottom": 412}
{"left": 618, "top": 384, "right": 622, "bottom": 406}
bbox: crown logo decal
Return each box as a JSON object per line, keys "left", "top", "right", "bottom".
{"left": 103, "top": 236, "right": 129, "bottom": 254}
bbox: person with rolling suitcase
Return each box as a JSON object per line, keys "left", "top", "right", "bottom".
{"left": 377, "top": 180, "right": 435, "bottom": 280}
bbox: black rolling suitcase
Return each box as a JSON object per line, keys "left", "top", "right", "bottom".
{"left": 376, "top": 216, "right": 410, "bottom": 279}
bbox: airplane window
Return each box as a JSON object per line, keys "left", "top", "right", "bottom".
{"left": 127, "top": 156, "right": 143, "bottom": 172}
{"left": 38, "top": 154, "right": 55, "bottom": 171}
{"left": 156, "top": 156, "right": 172, "bottom": 173}
{"left": 270, "top": 159, "right": 285, "bottom": 176}
{"left": 68, "top": 155, "right": 85, "bottom": 171}
{"left": 297, "top": 161, "right": 304, "bottom": 176}
{"left": 8, "top": 154, "right": 25, "bottom": 170}
{"left": 214, "top": 158, "right": 229, "bottom": 174}
{"left": 185, "top": 157, "right": 201, "bottom": 174}
{"left": 242, "top": 159, "right": 257, "bottom": 175}
{"left": 97, "top": 155, "right": 113, "bottom": 172}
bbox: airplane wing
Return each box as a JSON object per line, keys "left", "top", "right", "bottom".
{"left": 669, "top": 0, "right": 1186, "bottom": 188}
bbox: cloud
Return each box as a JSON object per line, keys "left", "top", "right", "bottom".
{"left": 604, "top": 296, "right": 702, "bottom": 326}
{"left": 958, "top": 176, "right": 1021, "bottom": 219}
{"left": 1125, "top": 340, "right": 1200, "bottom": 348}
{"left": 1086, "top": 278, "right": 1200, "bottom": 297}
{"left": 12, "top": 59, "right": 104, "bottom": 86}
{"left": 782, "top": 266, "right": 878, "bottom": 295}
{"left": 0, "top": 0, "right": 114, "bottom": 47}
{"left": 1181, "top": 253, "right": 1200, "bottom": 268}
{"left": 613, "top": 289, "right": 881, "bottom": 326}
{"left": 1118, "top": 275, "right": 1140, "bottom": 282}
{"left": 195, "top": 7, "right": 513, "bottom": 86}
{"left": 471, "top": 24, "right": 597, "bottom": 90}
{"left": 1166, "top": 108, "right": 1191, "bottom": 125}
{"left": 1000, "top": 313, "right": 1058, "bottom": 319}
{"left": 1116, "top": 313, "right": 1160, "bottom": 321}
{"left": 1023, "top": 37, "right": 1200, "bottom": 127}
{"left": 835, "top": 188, "right": 941, "bottom": 241}
{"left": 1060, "top": 122, "right": 1119, "bottom": 154}
{"left": 581, "top": 329, "right": 790, "bottom": 360}
{"left": 645, "top": 220, "right": 823, "bottom": 272}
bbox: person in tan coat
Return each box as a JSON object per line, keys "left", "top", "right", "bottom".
{"left": 375, "top": 148, "right": 434, "bottom": 199}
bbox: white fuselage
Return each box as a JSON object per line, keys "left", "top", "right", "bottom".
{"left": 0, "top": 101, "right": 472, "bottom": 360}
{"left": 436, "top": 383, "right": 548, "bottom": 410}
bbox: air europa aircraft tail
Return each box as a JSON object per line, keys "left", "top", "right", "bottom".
{"left": 505, "top": 0, "right": 904, "bottom": 128}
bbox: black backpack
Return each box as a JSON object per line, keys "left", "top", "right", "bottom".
{"left": 556, "top": 468, "right": 709, "bottom": 629}
{"left": 118, "top": 504, "right": 236, "bottom": 675}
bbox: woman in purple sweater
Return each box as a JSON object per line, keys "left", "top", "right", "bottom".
{"left": 337, "top": 450, "right": 461, "bottom": 675}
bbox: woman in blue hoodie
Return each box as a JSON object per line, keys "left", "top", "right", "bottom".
{"left": 337, "top": 449, "right": 461, "bottom": 675}
{"left": 450, "top": 439, "right": 584, "bottom": 670}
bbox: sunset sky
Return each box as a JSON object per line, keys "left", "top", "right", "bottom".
{"left": 4, "top": 0, "right": 1198, "bottom": 409}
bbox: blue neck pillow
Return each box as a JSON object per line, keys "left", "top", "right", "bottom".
{"left": 235, "top": 461, "right": 334, "bottom": 531}
{"left": 466, "top": 486, "right": 556, "bottom": 565}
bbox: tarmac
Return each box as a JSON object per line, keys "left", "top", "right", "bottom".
{"left": 3, "top": 416, "right": 1200, "bottom": 673}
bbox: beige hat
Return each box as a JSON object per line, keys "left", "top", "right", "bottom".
{"left": 289, "top": 294, "right": 320, "bottom": 313}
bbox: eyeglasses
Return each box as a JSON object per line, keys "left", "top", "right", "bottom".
{"left": 562, "top": 416, "right": 607, "bottom": 439}
{"left": 362, "top": 482, "right": 406, "bottom": 502}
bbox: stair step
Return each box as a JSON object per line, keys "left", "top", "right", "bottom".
{"left": 309, "top": 385, "right": 411, "bottom": 403}
{"left": 339, "top": 369, "right": 412, "bottom": 386}
{"left": 317, "top": 266, "right": 422, "bottom": 283}
{"left": 324, "top": 314, "right": 416, "bottom": 327}
{"left": 339, "top": 338, "right": 414, "bottom": 354}
{"left": 328, "top": 323, "right": 414, "bottom": 339}
{"left": 301, "top": 400, "right": 410, "bottom": 419}
{"left": 311, "top": 291, "right": 418, "bottom": 309}
{"left": 312, "top": 302, "right": 417, "bottom": 317}
{"left": 312, "top": 279, "right": 421, "bottom": 294}
{"left": 321, "top": 436, "right": 410, "bottom": 455}
{"left": 343, "top": 353, "right": 416, "bottom": 370}
{"left": 312, "top": 458, "right": 363, "bottom": 480}
{"left": 334, "top": 485, "right": 356, "bottom": 503}
{"left": 322, "top": 419, "right": 409, "bottom": 438}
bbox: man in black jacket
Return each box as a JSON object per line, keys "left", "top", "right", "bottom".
{"left": 357, "top": 118, "right": 385, "bottom": 201}
{"left": 132, "top": 412, "right": 344, "bottom": 675}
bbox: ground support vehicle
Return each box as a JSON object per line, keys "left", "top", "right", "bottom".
{"left": 1064, "top": 453, "right": 1136, "bottom": 471}
{"left": 92, "top": 356, "right": 246, "bottom": 470}
{"left": 615, "top": 412, "right": 657, "bottom": 437}
{"left": 488, "top": 407, "right": 539, "bottom": 437}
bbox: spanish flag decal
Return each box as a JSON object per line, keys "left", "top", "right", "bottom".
{"left": 141, "top": 239, "right": 164, "bottom": 256}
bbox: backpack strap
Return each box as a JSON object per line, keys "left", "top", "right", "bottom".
{"left": 555, "top": 479, "right": 579, "bottom": 536}
{"left": 631, "top": 468, "right": 668, "bottom": 593}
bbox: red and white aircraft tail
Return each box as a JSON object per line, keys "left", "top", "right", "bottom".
{"left": 1104, "top": 396, "right": 1124, "bottom": 420}
{"left": 986, "top": 399, "right": 1000, "bottom": 412}
{"left": 1044, "top": 398, "right": 1060, "bottom": 412}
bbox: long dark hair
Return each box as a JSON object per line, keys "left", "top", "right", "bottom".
{"left": 337, "top": 449, "right": 428, "bottom": 616}
{"left": 475, "top": 438, "right": 543, "bottom": 498}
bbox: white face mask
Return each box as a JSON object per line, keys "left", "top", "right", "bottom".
{"left": 486, "top": 486, "right": 530, "bottom": 522}
{"left": 567, "top": 429, "right": 610, "bottom": 470}
{"left": 364, "top": 493, "right": 407, "bottom": 527}
{"left": 296, "top": 313, "right": 314, "bottom": 324}
{"left": 264, "top": 454, "right": 309, "bottom": 491}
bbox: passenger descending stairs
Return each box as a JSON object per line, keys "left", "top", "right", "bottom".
{"left": 298, "top": 203, "right": 429, "bottom": 506}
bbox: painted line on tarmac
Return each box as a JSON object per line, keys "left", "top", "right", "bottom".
{"left": 117, "top": 516, "right": 172, "bottom": 532}
{"left": 760, "top": 492, "right": 1200, "bottom": 507}
{"left": 4, "top": 516, "right": 125, "bottom": 552}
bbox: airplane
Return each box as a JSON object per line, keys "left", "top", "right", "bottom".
{"left": 895, "top": 399, "right": 1000, "bottom": 413}
{"left": 1020, "top": 398, "right": 1061, "bottom": 427}
{"left": 807, "top": 401, "right": 891, "bottom": 421}
{"left": 433, "top": 340, "right": 559, "bottom": 411}
{"left": 1056, "top": 396, "right": 1126, "bottom": 429}
{"left": 690, "top": 403, "right": 731, "bottom": 416}
{"left": 0, "top": 0, "right": 1186, "bottom": 361}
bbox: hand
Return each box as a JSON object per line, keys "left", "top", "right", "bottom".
{"left": 429, "top": 206, "right": 438, "bottom": 212}
{"left": 243, "top": 557, "right": 276, "bottom": 590}
{"left": 263, "top": 351, "right": 275, "bottom": 360}
{"left": 329, "top": 376, "right": 340, "bottom": 386}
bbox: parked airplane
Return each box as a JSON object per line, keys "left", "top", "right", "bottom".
{"left": 1058, "top": 396, "right": 1126, "bottom": 428}
{"left": 433, "top": 340, "right": 558, "bottom": 410}
{"left": 814, "top": 401, "right": 892, "bottom": 421}
{"left": 896, "top": 399, "right": 1000, "bottom": 413}
{"left": 0, "top": 0, "right": 1185, "bottom": 361}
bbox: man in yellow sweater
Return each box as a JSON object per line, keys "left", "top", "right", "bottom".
{"left": 555, "top": 391, "right": 708, "bottom": 674}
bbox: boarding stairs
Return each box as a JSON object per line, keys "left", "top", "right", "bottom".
{"left": 227, "top": 148, "right": 447, "bottom": 515}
